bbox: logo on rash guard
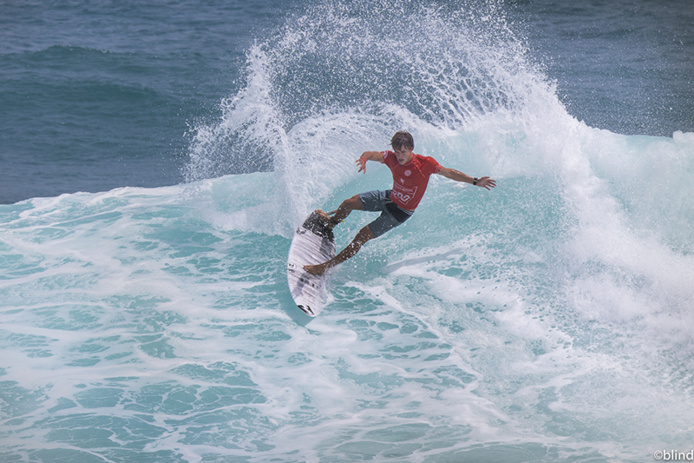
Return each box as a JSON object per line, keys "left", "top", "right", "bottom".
{"left": 392, "top": 185, "right": 417, "bottom": 205}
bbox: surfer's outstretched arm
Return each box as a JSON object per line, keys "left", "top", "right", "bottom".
{"left": 304, "top": 226, "right": 375, "bottom": 276}
{"left": 437, "top": 167, "right": 497, "bottom": 190}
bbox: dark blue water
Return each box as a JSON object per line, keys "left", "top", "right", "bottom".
{"left": 1, "top": 0, "right": 692, "bottom": 204}
{"left": 0, "top": 0, "right": 290, "bottom": 203}
{"left": 1, "top": 1, "right": 694, "bottom": 462}
{"left": 518, "top": 0, "right": 694, "bottom": 136}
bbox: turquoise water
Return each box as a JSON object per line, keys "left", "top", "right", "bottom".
{"left": 2, "top": 0, "right": 694, "bottom": 462}
{"left": 3, "top": 128, "right": 693, "bottom": 461}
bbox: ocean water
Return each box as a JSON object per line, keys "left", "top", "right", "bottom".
{"left": 1, "top": 0, "right": 694, "bottom": 462}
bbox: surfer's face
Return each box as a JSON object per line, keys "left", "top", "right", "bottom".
{"left": 393, "top": 146, "right": 414, "bottom": 165}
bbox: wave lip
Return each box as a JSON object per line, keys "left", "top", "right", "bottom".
{"left": 2, "top": 0, "right": 694, "bottom": 461}
{"left": 183, "top": 0, "right": 555, "bottom": 182}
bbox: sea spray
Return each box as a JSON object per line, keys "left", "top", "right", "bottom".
{"left": 2, "top": 0, "right": 694, "bottom": 461}
{"left": 177, "top": 2, "right": 694, "bottom": 457}
{"left": 182, "top": 0, "right": 554, "bottom": 230}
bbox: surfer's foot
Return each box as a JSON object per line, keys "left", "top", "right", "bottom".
{"left": 315, "top": 209, "right": 340, "bottom": 230}
{"left": 304, "top": 263, "right": 327, "bottom": 276}
{"left": 315, "top": 209, "right": 330, "bottom": 219}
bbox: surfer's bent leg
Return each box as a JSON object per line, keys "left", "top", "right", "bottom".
{"left": 325, "top": 194, "right": 363, "bottom": 227}
{"left": 305, "top": 226, "right": 375, "bottom": 276}
{"left": 305, "top": 190, "right": 412, "bottom": 276}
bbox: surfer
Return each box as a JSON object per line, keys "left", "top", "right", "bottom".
{"left": 304, "top": 131, "right": 496, "bottom": 276}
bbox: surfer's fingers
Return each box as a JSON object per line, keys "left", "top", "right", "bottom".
{"left": 356, "top": 158, "right": 367, "bottom": 173}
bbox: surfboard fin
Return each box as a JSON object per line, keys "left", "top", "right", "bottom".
{"left": 298, "top": 305, "right": 316, "bottom": 316}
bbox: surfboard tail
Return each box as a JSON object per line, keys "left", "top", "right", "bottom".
{"left": 303, "top": 211, "right": 335, "bottom": 242}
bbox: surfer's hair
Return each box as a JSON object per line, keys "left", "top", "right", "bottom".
{"left": 391, "top": 131, "right": 414, "bottom": 150}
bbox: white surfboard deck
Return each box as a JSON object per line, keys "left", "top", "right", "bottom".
{"left": 287, "top": 211, "right": 336, "bottom": 317}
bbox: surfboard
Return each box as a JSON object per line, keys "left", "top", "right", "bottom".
{"left": 286, "top": 211, "right": 336, "bottom": 317}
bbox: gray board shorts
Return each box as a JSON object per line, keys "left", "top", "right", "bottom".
{"left": 359, "top": 190, "right": 414, "bottom": 238}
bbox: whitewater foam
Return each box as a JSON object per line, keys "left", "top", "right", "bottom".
{"left": 2, "top": 0, "right": 694, "bottom": 461}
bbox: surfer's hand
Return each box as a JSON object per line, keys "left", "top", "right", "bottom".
{"left": 476, "top": 177, "right": 497, "bottom": 190}
{"left": 356, "top": 157, "right": 367, "bottom": 173}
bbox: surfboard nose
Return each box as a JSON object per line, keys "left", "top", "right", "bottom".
{"left": 298, "top": 305, "right": 315, "bottom": 316}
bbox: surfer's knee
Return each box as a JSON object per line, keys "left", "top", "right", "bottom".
{"left": 341, "top": 195, "right": 363, "bottom": 212}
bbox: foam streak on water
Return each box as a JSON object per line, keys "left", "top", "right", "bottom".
{"left": 2, "top": 0, "right": 694, "bottom": 462}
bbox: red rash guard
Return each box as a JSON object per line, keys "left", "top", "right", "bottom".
{"left": 381, "top": 151, "right": 441, "bottom": 210}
